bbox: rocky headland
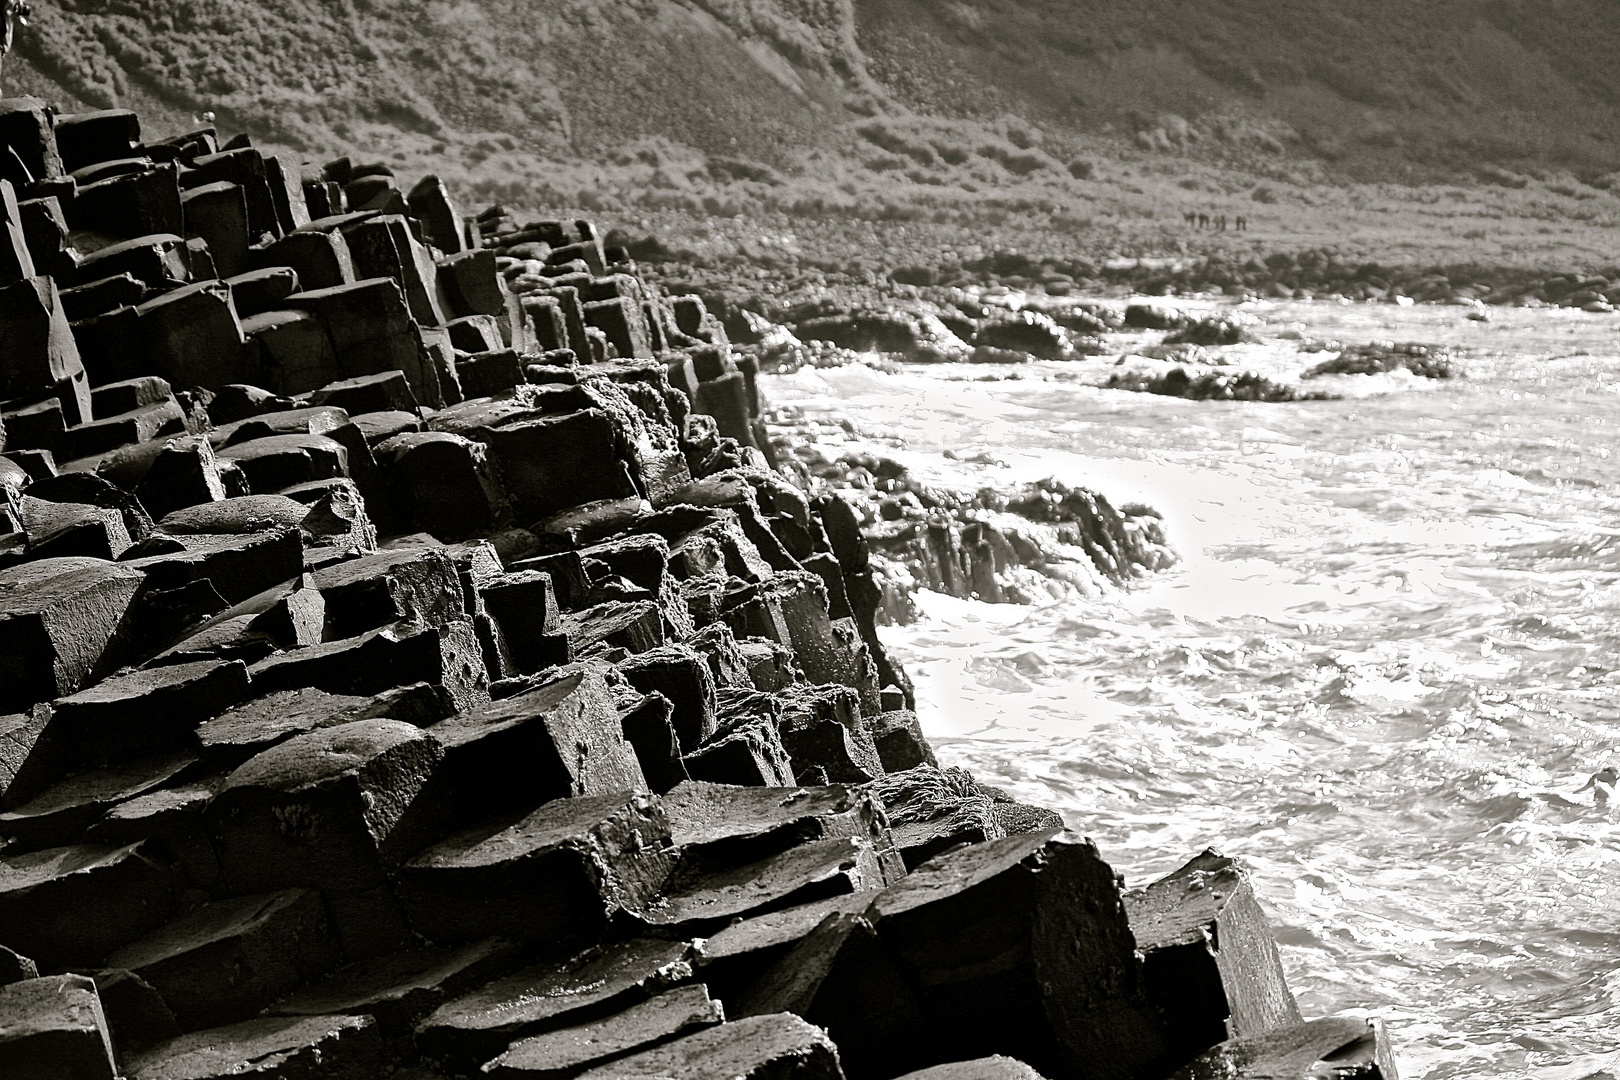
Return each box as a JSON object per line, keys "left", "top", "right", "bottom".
{"left": 0, "top": 100, "right": 1402, "bottom": 1080}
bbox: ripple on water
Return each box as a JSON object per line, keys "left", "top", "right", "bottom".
{"left": 766, "top": 301, "right": 1620, "bottom": 1076}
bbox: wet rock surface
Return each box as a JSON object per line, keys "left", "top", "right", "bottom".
{"left": 0, "top": 103, "right": 1399, "bottom": 1080}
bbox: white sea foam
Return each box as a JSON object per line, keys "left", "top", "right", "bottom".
{"left": 766, "top": 299, "right": 1620, "bottom": 1076}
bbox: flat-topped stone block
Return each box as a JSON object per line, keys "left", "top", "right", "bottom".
{"left": 123, "top": 526, "right": 304, "bottom": 608}
{"left": 572, "top": 1012, "right": 845, "bottom": 1080}
{"left": 424, "top": 666, "right": 645, "bottom": 821}
{"left": 104, "top": 888, "right": 339, "bottom": 1031}
{"left": 0, "top": 748, "right": 196, "bottom": 852}
{"left": 483, "top": 983, "right": 725, "bottom": 1080}
{"left": 207, "top": 718, "right": 444, "bottom": 898}
{"left": 267, "top": 937, "right": 518, "bottom": 1043}
{"left": 124, "top": 1014, "right": 383, "bottom": 1080}
{"left": 245, "top": 619, "right": 488, "bottom": 713}
{"left": 637, "top": 835, "right": 885, "bottom": 937}
{"left": 415, "top": 937, "right": 695, "bottom": 1067}
{"left": 1169, "top": 1016, "right": 1399, "bottom": 1080}
{"left": 662, "top": 780, "right": 902, "bottom": 883}
{"left": 310, "top": 546, "right": 464, "bottom": 640}
{"left": 0, "top": 974, "right": 118, "bottom": 1080}
{"left": 0, "top": 556, "right": 145, "bottom": 713}
{"left": 1125, "top": 850, "right": 1302, "bottom": 1070}
{"left": 396, "top": 791, "right": 672, "bottom": 948}
{"left": 51, "top": 658, "right": 250, "bottom": 764}
{"left": 0, "top": 841, "right": 174, "bottom": 969}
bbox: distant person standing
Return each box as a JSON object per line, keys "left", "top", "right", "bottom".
{"left": 0, "top": 0, "right": 30, "bottom": 89}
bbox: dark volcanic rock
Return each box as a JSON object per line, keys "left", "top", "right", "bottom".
{"left": 124, "top": 1014, "right": 383, "bottom": 1080}
{"left": 788, "top": 830, "right": 1171, "bottom": 1079}
{"left": 1169, "top": 1016, "right": 1399, "bottom": 1080}
{"left": 0, "top": 943, "right": 38, "bottom": 985}
{"left": 245, "top": 620, "right": 489, "bottom": 711}
{"left": 0, "top": 748, "right": 197, "bottom": 852}
{"left": 1125, "top": 850, "right": 1301, "bottom": 1070}
{"left": 636, "top": 834, "right": 886, "bottom": 936}
{"left": 205, "top": 719, "right": 443, "bottom": 958}
{"left": 268, "top": 937, "right": 520, "bottom": 1043}
{"left": 683, "top": 687, "right": 796, "bottom": 787}
{"left": 694, "top": 891, "right": 879, "bottom": 1008}
{"left": 415, "top": 937, "right": 695, "bottom": 1067}
{"left": 482, "top": 983, "right": 725, "bottom": 1079}
{"left": 0, "top": 703, "right": 65, "bottom": 810}
{"left": 895, "top": 1058, "right": 1050, "bottom": 1079}
{"left": 1305, "top": 341, "right": 1461, "bottom": 379}
{"left": 84, "top": 966, "right": 181, "bottom": 1059}
{"left": 193, "top": 687, "right": 380, "bottom": 767}
{"left": 1163, "top": 315, "right": 1255, "bottom": 346}
{"left": 310, "top": 546, "right": 465, "bottom": 639}
{"left": 395, "top": 792, "right": 673, "bottom": 948}
{"left": 0, "top": 557, "right": 145, "bottom": 713}
{"left": 1123, "top": 302, "right": 1192, "bottom": 330}
{"left": 617, "top": 644, "right": 719, "bottom": 753}
{"left": 104, "top": 888, "right": 341, "bottom": 1031}
{"left": 662, "top": 779, "right": 902, "bottom": 883}
{"left": 1106, "top": 361, "right": 1321, "bottom": 403}
{"left": 0, "top": 96, "right": 1370, "bottom": 1080}
{"left": 0, "top": 841, "right": 175, "bottom": 969}
{"left": 869, "top": 709, "right": 937, "bottom": 772}
{"left": 571, "top": 1012, "right": 845, "bottom": 1080}
{"left": 50, "top": 658, "right": 251, "bottom": 764}
{"left": 423, "top": 666, "right": 646, "bottom": 822}
{"left": 0, "top": 973, "right": 118, "bottom": 1080}
{"left": 873, "top": 765, "right": 1004, "bottom": 870}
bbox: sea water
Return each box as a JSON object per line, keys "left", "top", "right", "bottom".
{"left": 764, "top": 299, "right": 1620, "bottom": 1079}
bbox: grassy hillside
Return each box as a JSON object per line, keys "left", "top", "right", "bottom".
{"left": 9, "top": 0, "right": 1620, "bottom": 270}
{"left": 858, "top": 0, "right": 1620, "bottom": 179}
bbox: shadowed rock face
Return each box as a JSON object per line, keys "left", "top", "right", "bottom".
{"left": 0, "top": 100, "right": 1396, "bottom": 1080}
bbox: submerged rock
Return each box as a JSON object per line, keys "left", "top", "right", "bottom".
{"left": 792, "top": 306, "right": 970, "bottom": 364}
{"left": 1305, "top": 341, "right": 1461, "bottom": 379}
{"left": 1107, "top": 357, "right": 1328, "bottom": 402}
{"left": 1164, "top": 313, "right": 1258, "bottom": 346}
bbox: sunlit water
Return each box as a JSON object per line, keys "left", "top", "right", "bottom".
{"left": 764, "top": 300, "right": 1620, "bottom": 1079}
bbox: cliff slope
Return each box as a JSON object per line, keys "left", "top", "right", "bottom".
{"left": 8, "top": 1, "right": 1620, "bottom": 267}
{"left": 15, "top": 0, "right": 1620, "bottom": 174}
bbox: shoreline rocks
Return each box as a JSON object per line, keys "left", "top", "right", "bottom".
{"left": 642, "top": 274, "right": 1472, "bottom": 409}
{"left": 0, "top": 100, "right": 1397, "bottom": 1080}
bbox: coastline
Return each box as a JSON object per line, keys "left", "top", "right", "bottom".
{"left": 0, "top": 100, "right": 1441, "bottom": 1080}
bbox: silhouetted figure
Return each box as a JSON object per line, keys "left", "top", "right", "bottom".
{"left": 1184, "top": 210, "right": 1198, "bottom": 228}
{"left": 1216, "top": 214, "right": 1228, "bottom": 232}
{"left": 1235, "top": 215, "right": 1248, "bottom": 232}
{"left": 1197, "top": 212, "right": 1210, "bottom": 229}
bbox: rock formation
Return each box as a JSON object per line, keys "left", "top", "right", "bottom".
{"left": 0, "top": 101, "right": 1397, "bottom": 1080}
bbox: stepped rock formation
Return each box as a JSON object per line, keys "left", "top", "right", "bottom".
{"left": 0, "top": 101, "right": 1398, "bottom": 1080}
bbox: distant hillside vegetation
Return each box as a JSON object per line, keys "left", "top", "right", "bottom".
{"left": 858, "top": 0, "right": 1620, "bottom": 178}
{"left": 7, "top": 0, "right": 1620, "bottom": 268}
{"left": 15, "top": 0, "right": 1620, "bottom": 176}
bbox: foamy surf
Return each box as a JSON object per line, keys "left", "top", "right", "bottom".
{"left": 766, "top": 298, "right": 1620, "bottom": 1077}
